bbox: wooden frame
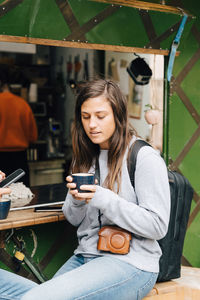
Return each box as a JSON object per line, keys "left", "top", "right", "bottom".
{"left": 0, "top": 35, "right": 180, "bottom": 56}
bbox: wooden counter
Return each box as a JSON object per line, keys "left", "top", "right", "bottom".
{"left": 0, "top": 208, "right": 65, "bottom": 230}
{"left": 0, "top": 183, "right": 67, "bottom": 230}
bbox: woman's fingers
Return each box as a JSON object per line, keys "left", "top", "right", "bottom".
{"left": 74, "top": 192, "right": 95, "bottom": 203}
{"left": 66, "top": 175, "right": 73, "bottom": 182}
{"left": 65, "top": 175, "right": 96, "bottom": 203}
{"left": 66, "top": 182, "right": 76, "bottom": 189}
{"left": 66, "top": 175, "right": 76, "bottom": 190}
{"left": 79, "top": 184, "right": 96, "bottom": 193}
{"left": 75, "top": 191, "right": 95, "bottom": 198}
{"left": 72, "top": 185, "right": 96, "bottom": 202}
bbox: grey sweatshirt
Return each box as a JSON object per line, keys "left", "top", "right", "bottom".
{"left": 62, "top": 139, "right": 170, "bottom": 273}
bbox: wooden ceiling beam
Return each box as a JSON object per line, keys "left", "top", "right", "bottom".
{"left": 0, "top": 35, "right": 180, "bottom": 56}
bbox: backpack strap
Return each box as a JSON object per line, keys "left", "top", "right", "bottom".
{"left": 128, "top": 139, "right": 152, "bottom": 189}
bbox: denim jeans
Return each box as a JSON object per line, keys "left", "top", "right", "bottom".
{"left": 0, "top": 268, "right": 37, "bottom": 300}
{"left": 21, "top": 255, "right": 158, "bottom": 300}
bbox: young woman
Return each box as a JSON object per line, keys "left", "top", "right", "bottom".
{"left": 21, "top": 79, "right": 170, "bottom": 300}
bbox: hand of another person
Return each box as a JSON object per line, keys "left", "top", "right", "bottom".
{"left": 0, "top": 171, "right": 11, "bottom": 198}
{"left": 0, "top": 170, "right": 6, "bottom": 182}
{"left": 0, "top": 187, "right": 11, "bottom": 198}
{"left": 66, "top": 176, "right": 97, "bottom": 203}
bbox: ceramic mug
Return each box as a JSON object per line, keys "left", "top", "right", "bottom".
{"left": 71, "top": 173, "right": 95, "bottom": 193}
{"left": 0, "top": 199, "right": 11, "bottom": 220}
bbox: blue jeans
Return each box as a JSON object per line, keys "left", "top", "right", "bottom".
{"left": 0, "top": 268, "right": 37, "bottom": 300}
{"left": 21, "top": 255, "right": 158, "bottom": 300}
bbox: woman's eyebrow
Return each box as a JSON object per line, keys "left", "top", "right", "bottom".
{"left": 81, "top": 110, "right": 107, "bottom": 114}
{"left": 81, "top": 111, "right": 89, "bottom": 114}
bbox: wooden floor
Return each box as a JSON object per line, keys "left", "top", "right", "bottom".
{"left": 144, "top": 266, "right": 200, "bottom": 300}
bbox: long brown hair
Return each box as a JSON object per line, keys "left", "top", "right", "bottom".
{"left": 71, "top": 79, "right": 136, "bottom": 192}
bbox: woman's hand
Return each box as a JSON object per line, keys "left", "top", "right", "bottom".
{"left": 66, "top": 176, "right": 97, "bottom": 203}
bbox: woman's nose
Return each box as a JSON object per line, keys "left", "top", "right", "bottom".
{"left": 89, "top": 117, "right": 97, "bottom": 128}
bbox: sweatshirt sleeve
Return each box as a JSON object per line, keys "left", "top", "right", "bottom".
{"left": 89, "top": 148, "right": 170, "bottom": 240}
{"left": 62, "top": 192, "right": 88, "bottom": 227}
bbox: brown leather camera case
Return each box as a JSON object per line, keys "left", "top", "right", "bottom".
{"left": 97, "top": 226, "right": 132, "bottom": 255}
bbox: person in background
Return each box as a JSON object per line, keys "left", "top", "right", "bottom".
{"left": 0, "top": 170, "right": 38, "bottom": 299}
{"left": 20, "top": 79, "right": 170, "bottom": 300}
{"left": 0, "top": 66, "right": 38, "bottom": 186}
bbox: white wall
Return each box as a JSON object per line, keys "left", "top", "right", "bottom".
{"left": 105, "top": 51, "right": 164, "bottom": 142}
{"left": 0, "top": 42, "right": 36, "bottom": 54}
{"left": 149, "top": 54, "right": 164, "bottom": 151}
{"left": 54, "top": 47, "right": 94, "bottom": 83}
{"left": 105, "top": 51, "right": 151, "bottom": 139}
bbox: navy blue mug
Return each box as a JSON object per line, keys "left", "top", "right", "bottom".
{"left": 72, "top": 173, "right": 95, "bottom": 193}
{"left": 0, "top": 200, "right": 11, "bottom": 220}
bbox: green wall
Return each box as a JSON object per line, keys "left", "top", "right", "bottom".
{"left": 168, "top": 2, "right": 200, "bottom": 268}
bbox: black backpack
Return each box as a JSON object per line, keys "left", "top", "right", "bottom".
{"left": 128, "top": 140, "right": 193, "bottom": 282}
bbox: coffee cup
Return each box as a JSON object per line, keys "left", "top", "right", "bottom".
{"left": 71, "top": 173, "right": 95, "bottom": 193}
{"left": 0, "top": 199, "right": 11, "bottom": 220}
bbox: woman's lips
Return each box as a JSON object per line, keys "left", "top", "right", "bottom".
{"left": 89, "top": 131, "right": 101, "bottom": 138}
{"left": 90, "top": 131, "right": 101, "bottom": 135}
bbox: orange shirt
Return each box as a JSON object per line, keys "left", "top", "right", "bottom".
{"left": 0, "top": 91, "right": 38, "bottom": 151}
